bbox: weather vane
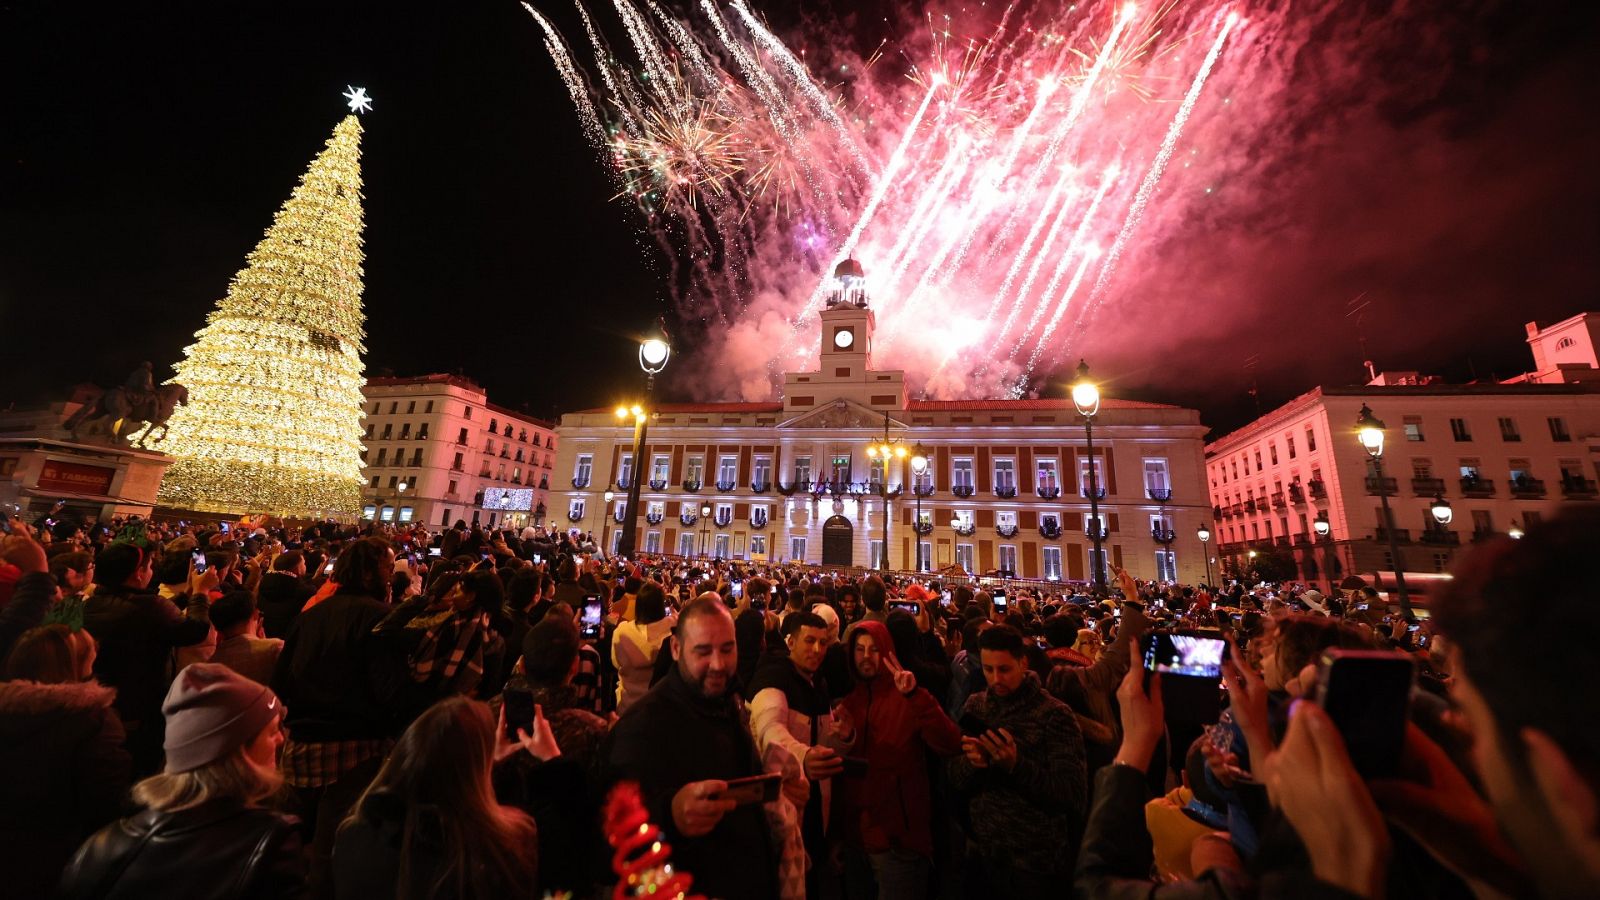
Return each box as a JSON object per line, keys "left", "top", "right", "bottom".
{"left": 342, "top": 85, "right": 373, "bottom": 114}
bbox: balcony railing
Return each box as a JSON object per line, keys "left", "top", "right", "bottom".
{"left": 1273, "top": 535, "right": 1292, "bottom": 547}
{"left": 1288, "top": 484, "right": 1306, "bottom": 504}
{"left": 679, "top": 512, "right": 698, "bottom": 526}
{"left": 913, "top": 521, "right": 934, "bottom": 536}
{"left": 616, "top": 474, "right": 633, "bottom": 489}
{"left": 1460, "top": 476, "right": 1495, "bottom": 497}
{"left": 1308, "top": 480, "right": 1327, "bottom": 500}
{"left": 714, "top": 513, "right": 733, "bottom": 528}
{"left": 1229, "top": 503, "right": 1244, "bottom": 517}
{"left": 996, "top": 524, "right": 1020, "bottom": 538}
{"left": 1243, "top": 499, "right": 1257, "bottom": 513}
{"left": 1151, "top": 527, "right": 1176, "bottom": 544}
{"left": 681, "top": 479, "right": 702, "bottom": 492}
{"left": 645, "top": 511, "right": 664, "bottom": 525}
{"left": 1411, "top": 477, "right": 1447, "bottom": 496}
{"left": 913, "top": 482, "right": 936, "bottom": 497}
{"left": 952, "top": 520, "right": 977, "bottom": 537}
{"left": 567, "top": 510, "right": 584, "bottom": 522}
{"left": 750, "top": 480, "right": 771, "bottom": 494}
{"left": 1213, "top": 505, "right": 1226, "bottom": 520}
{"left": 952, "top": 484, "right": 975, "bottom": 498}
{"left": 995, "top": 485, "right": 1018, "bottom": 499}
{"left": 1561, "top": 477, "right": 1599, "bottom": 499}
{"left": 1270, "top": 492, "right": 1286, "bottom": 509}
{"left": 1375, "top": 526, "right": 1411, "bottom": 543}
{"left": 1509, "top": 477, "right": 1546, "bottom": 498}
{"left": 1364, "top": 477, "right": 1398, "bottom": 496}
{"left": 750, "top": 514, "right": 769, "bottom": 529}
{"left": 1148, "top": 488, "right": 1173, "bottom": 502}
{"left": 1471, "top": 529, "right": 1498, "bottom": 543}
{"left": 648, "top": 479, "right": 667, "bottom": 490}
{"left": 571, "top": 476, "right": 590, "bottom": 489}
{"left": 776, "top": 478, "right": 807, "bottom": 496}
{"left": 1083, "top": 522, "right": 1107, "bottom": 541}
{"left": 715, "top": 479, "right": 736, "bottom": 492}
{"left": 1039, "top": 522, "right": 1064, "bottom": 540}
{"left": 1420, "top": 529, "right": 1460, "bottom": 546}
{"left": 1080, "top": 486, "right": 1107, "bottom": 500}
{"left": 613, "top": 508, "right": 627, "bottom": 523}
{"left": 1037, "top": 485, "right": 1062, "bottom": 499}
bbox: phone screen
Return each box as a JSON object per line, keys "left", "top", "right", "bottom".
{"left": 1142, "top": 631, "right": 1228, "bottom": 679}
{"left": 720, "top": 773, "right": 782, "bottom": 806}
{"left": 191, "top": 550, "right": 208, "bottom": 573}
{"left": 502, "top": 687, "right": 536, "bottom": 740}
{"left": 428, "top": 547, "right": 441, "bottom": 557}
{"left": 889, "top": 600, "right": 920, "bottom": 615}
{"left": 323, "top": 561, "right": 336, "bottom": 575}
{"left": 580, "top": 597, "right": 602, "bottom": 639}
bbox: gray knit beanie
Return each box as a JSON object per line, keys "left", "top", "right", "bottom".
{"left": 161, "top": 662, "right": 281, "bottom": 773}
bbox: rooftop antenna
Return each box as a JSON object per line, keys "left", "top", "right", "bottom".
{"left": 1346, "top": 291, "right": 1375, "bottom": 379}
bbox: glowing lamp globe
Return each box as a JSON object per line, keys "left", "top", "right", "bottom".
{"left": 1354, "top": 404, "right": 1386, "bottom": 458}
{"left": 640, "top": 338, "right": 670, "bottom": 371}
{"left": 1196, "top": 525, "right": 1211, "bottom": 543}
{"left": 700, "top": 504, "right": 712, "bottom": 517}
{"left": 1429, "top": 495, "right": 1453, "bottom": 526}
{"left": 1071, "top": 360, "right": 1101, "bottom": 417}
{"left": 1508, "top": 521, "right": 1524, "bottom": 540}
{"left": 1314, "top": 515, "right": 1331, "bottom": 538}
{"left": 910, "top": 446, "right": 928, "bottom": 474}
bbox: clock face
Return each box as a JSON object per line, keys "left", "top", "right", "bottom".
{"left": 833, "top": 328, "right": 855, "bottom": 349}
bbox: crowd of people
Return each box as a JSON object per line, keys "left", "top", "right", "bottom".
{"left": 0, "top": 504, "right": 1596, "bottom": 898}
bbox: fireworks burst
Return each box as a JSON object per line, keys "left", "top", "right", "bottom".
{"left": 523, "top": 0, "right": 1258, "bottom": 399}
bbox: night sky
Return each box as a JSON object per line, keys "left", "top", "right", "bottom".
{"left": 3, "top": 0, "right": 1596, "bottom": 435}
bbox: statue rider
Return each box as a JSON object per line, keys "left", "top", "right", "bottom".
{"left": 124, "top": 361, "right": 155, "bottom": 411}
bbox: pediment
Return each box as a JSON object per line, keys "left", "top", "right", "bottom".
{"left": 779, "top": 398, "right": 906, "bottom": 431}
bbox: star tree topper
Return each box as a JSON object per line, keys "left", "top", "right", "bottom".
{"left": 342, "top": 85, "right": 373, "bottom": 114}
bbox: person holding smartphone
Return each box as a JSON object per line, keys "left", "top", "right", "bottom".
{"left": 602, "top": 596, "right": 779, "bottom": 899}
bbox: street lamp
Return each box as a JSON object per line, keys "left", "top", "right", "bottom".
{"left": 1072, "top": 360, "right": 1107, "bottom": 594}
{"left": 1429, "top": 494, "right": 1453, "bottom": 527}
{"left": 1196, "top": 524, "right": 1213, "bottom": 587}
{"left": 864, "top": 412, "right": 909, "bottom": 571}
{"left": 616, "top": 319, "right": 671, "bottom": 560}
{"left": 1508, "top": 520, "right": 1524, "bottom": 540}
{"left": 601, "top": 490, "right": 615, "bottom": 554}
{"left": 699, "top": 503, "right": 712, "bottom": 557}
{"left": 910, "top": 442, "right": 929, "bottom": 572}
{"left": 1355, "top": 403, "right": 1412, "bottom": 618}
{"left": 1313, "top": 511, "right": 1331, "bottom": 538}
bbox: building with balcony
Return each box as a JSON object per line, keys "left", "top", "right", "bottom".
{"left": 552, "top": 260, "right": 1209, "bottom": 584}
{"left": 1205, "top": 313, "right": 1600, "bottom": 589}
{"left": 360, "top": 375, "right": 557, "bottom": 529}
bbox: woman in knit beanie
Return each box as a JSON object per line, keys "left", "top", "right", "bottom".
{"left": 56, "top": 663, "right": 306, "bottom": 899}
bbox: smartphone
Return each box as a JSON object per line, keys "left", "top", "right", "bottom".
{"left": 957, "top": 712, "right": 988, "bottom": 737}
{"left": 731, "top": 580, "right": 744, "bottom": 599}
{"left": 720, "top": 773, "right": 782, "bottom": 806}
{"left": 1314, "top": 649, "right": 1414, "bottom": 779}
{"left": 323, "top": 561, "right": 336, "bottom": 575}
{"left": 888, "top": 600, "right": 921, "bottom": 615}
{"left": 428, "top": 547, "right": 441, "bottom": 557}
{"left": 580, "top": 596, "right": 603, "bottom": 639}
{"left": 502, "top": 686, "right": 536, "bottom": 740}
{"left": 532, "top": 553, "right": 542, "bottom": 564}
{"left": 1143, "top": 631, "right": 1228, "bottom": 680}
{"left": 993, "top": 596, "right": 1007, "bottom": 611}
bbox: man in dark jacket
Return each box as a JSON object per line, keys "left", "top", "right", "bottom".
{"left": 257, "top": 549, "right": 314, "bottom": 639}
{"left": 272, "top": 536, "right": 403, "bottom": 900}
{"left": 83, "top": 541, "right": 213, "bottom": 776}
{"left": 837, "top": 620, "right": 963, "bottom": 899}
{"left": 552, "top": 557, "right": 586, "bottom": 610}
{"left": 949, "top": 624, "right": 1087, "bottom": 898}
{"left": 603, "top": 595, "right": 776, "bottom": 899}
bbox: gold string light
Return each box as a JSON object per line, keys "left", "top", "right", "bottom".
{"left": 156, "top": 113, "right": 369, "bottom": 517}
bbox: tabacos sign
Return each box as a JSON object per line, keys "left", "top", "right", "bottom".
{"left": 37, "top": 460, "right": 115, "bottom": 496}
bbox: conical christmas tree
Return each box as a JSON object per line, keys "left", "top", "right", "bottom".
{"left": 157, "top": 96, "right": 371, "bottom": 517}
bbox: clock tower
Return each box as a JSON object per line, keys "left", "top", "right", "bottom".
{"left": 782, "top": 257, "right": 907, "bottom": 414}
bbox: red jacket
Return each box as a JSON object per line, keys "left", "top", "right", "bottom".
{"left": 836, "top": 620, "right": 962, "bottom": 858}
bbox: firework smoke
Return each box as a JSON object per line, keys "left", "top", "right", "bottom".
{"left": 524, "top": 0, "right": 1262, "bottom": 399}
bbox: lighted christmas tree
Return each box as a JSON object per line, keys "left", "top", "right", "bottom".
{"left": 156, "top": 88, "right": 374, "bottom": 517}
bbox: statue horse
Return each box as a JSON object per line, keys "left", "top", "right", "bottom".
{"left": 64, "top": 383, "right": 189, "bottom": 447}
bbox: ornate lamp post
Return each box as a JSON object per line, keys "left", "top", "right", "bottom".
{"left": 1072, "top": 361, "right": 1107, "bottom": 594}
{"left": 910, "top": 442, "right": 929, "bottom": 571}
{"left": 699, "top": 502, "right": 712, "bottom": 557}
{"left": 616, "top": 319, "right": 671, "bottom": 559}
{"left": 1196, "top": 524, "right": 1213, "bottom": 587}
{"left": 864, "top": 412, "right": 909, "bottom": 571}
{"left": 1356, "top": 403, "right": 1412, "bottom": 618}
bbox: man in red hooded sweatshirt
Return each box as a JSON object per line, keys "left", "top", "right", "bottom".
{"left": 835, "top": 620, "right": 963, "bottom": 899}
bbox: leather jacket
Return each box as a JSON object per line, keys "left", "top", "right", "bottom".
{"left": 55, "top": 801, "right": 306, "bottom": 900}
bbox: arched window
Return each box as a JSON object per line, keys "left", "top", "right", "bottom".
{"left": 1556, "top": 337, "right": 1575, "bottom": 350}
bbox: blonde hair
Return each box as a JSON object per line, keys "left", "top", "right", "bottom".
{"left": 132, "top": 745, "right": 282, "bottom": 813}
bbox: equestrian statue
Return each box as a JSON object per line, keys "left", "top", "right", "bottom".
{"left": 63, "top": 362, "right": 190, "bottom": 448}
